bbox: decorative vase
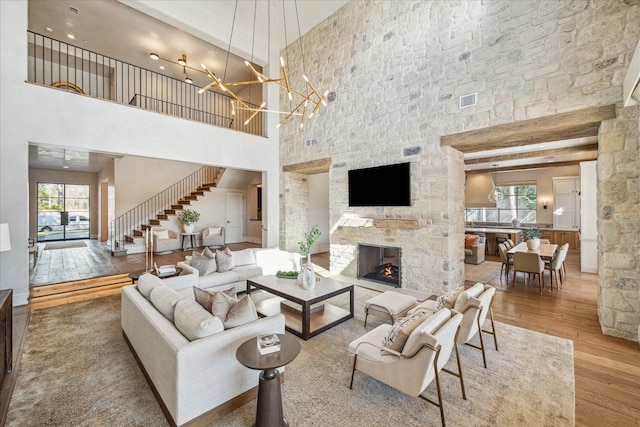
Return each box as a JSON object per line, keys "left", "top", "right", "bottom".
{"left": 512, "top": 219, "right": 520, "bottom": 228}
{"left": 526, "top": 238, "right": 540, "bottom": 250}
{"left": 300, "top": 253, "right": 316, "bottom": 290}
{"left": 183, "top": 224, "right": 195, "bottom": 234}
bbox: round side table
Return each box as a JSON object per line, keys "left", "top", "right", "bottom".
{"left": 236, "top": 333, "right": 301, "bottom": 427}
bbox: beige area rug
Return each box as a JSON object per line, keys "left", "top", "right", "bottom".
{"left": 7, "top": 288, "right": 575, "bottom": 426}
{"left": 43, "top": 241, "right": 87, "bottom": 250}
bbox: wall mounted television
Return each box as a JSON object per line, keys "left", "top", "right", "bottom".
{"left": 348, "top": 162, "right": 411, "bottom": 206}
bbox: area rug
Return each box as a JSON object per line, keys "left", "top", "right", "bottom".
{"left": 43, "top": 241, "right": 87, "bottom": 250}
{"left": 7, "top": 288, "right": 575, "bottom": 426}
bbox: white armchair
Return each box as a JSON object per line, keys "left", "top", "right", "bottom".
{"left": 152, "top": 228, "right": 180, "bottom": 254}
{"left": 202, "top": 226, "right": 225, "bottom": 247}
{"left": 348, "top": 308, "right": 465, "bottom": 427}
{"left": 409, "top": 283, "right": 498, "bottom": 368}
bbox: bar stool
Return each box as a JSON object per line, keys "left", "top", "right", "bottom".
{"left": 495, "top": 233, "right": 508, "bottom": 255}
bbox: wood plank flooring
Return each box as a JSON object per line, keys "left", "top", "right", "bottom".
{"left": 12, "top": 246, "right": 640, "bottom": 426}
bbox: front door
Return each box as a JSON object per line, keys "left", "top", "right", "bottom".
{"left": 37, "top": 183, "right": 90, "bottom": 242}
{"left": 226, "top": 192, "right": 244, "bottom": 244}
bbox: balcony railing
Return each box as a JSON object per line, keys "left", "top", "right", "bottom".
{"left": 27, "top": 31, "right": 264, "bottom": 137}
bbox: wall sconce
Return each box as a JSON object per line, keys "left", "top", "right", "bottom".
{"left": 542, "top": 198, "right": 548, "bottom": 209}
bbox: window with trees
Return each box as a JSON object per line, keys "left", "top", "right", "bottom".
{"left": 466, "top": 184, "right": 537, "bottom": 224}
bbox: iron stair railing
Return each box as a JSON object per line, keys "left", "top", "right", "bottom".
{"left": 108, "top": 166, "right": 222, "bottom": 255}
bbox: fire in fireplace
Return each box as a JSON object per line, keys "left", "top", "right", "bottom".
{"left": 358, "top": 244, "right": 401, "bottom": 287}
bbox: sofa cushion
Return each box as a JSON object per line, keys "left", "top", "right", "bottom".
{"left": 191, "top": 250, "right": 218, "bottom": 276}
{"left": 207, "top": 227, "right": 223, "bottom": 236}
{"left": 216, "top": 247, "right": 235, "bottom": 272}
{"left": 197, "top": 271, "right": 241, "bottom": 288}
{"left": 193, "top": 286, "right": 237, "bottom": 312}
{"left": 149, "top": 285, "right": 184, "bottom": 321}
{"left": 233, "top": 264, "right": 264, "bottom": 281}
{"left": 453, "top": 282, "right": 485, "bottom": 312}
{"left": 382, "top": 311, "right": 429, "bottom": 352}
{"left": 173, "top": 298, "right": 224, "bottom": 341}
{"left": 137, "top": 273, "right": 165, "bottom": 299}
{"left": 154, "top": 229, "right": 170, "bottom": 240}
{"left": 232, "top": 248, "right": 256, "bottom": 266}
{"left": 223, "top": 295, "right": 258, "bottom": 329}
{"left": 464, "top": 234, "right": 480, "bottom": 249}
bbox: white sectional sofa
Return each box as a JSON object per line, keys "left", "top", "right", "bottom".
{"left": 121, "top": 274, "right": 285, "bottom": 426}
{"left": 162, "top": 247, "right": 301, "bottom": 293}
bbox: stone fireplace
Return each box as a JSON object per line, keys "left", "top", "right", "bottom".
{"left": 358, "top": 244, "right": 401, "bottom": 287}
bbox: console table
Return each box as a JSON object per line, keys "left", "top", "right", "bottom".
{"left": 0, "top": 289, "right": 12, "bottom": 387}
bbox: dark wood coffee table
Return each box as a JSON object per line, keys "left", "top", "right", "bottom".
{"left": 236, "top": 333, "right": 300, "bottom": 427}
{"left": 128, "top": 267, "right": 183, "bottom": 284}
{"left": 247, "top": 275, "right": 354, "bottom": 340}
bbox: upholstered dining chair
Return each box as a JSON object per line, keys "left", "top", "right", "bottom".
{"left": 512, "top": 252, "right": 545, "bottom": 293}
{"left": 348, "top": 308, "right": 465, "bottom": 427}
{"left": 505, "top": 239, "right": 515, "bottom": 249}
{"left": 539, "top": 239, "right": 551, "bottom": 244}
{"left": 498, "top": 243, "right": 513, "bottom": 278}
{"left": 547, "top": 243, "right": 569, "bottom": 288}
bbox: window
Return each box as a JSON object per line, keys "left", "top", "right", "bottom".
{"left": 466, "top": 184, "right": 537, "bottom": 224}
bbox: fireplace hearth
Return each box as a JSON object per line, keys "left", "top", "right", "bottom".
{"left": 358, "top": 244, "right": 401, "bottom": 287}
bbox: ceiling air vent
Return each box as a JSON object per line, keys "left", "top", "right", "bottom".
{"left": 459, "top": 92, "right": 477, "bottom": 109}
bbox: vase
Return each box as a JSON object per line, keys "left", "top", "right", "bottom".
{"left": 526, "top": 238, "right": 540, "bottom": 250}
{"left": 512, "top": 219, "right": 520, "bottom": 228}
{"left": 183, "top": 224, "right": 195, "bottom": 234}
{"left": 300, "top": 254, "right": 316, "bottom": 290}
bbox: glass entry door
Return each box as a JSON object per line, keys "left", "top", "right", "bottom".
{"left": 37, "top": 183, "right": 90, "bottom": 242}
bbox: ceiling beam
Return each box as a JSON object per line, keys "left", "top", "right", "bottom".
{"left": 464, "top": 143, "right": 599, "bottom": 165}
{"left": 442, "top": 104, "right": 616, "bottom": 153}
{"left": 465, "top": 158, "right": 596, "bottom": 174}
{"left": 282, "top": 157, "right": 331, "bottom": 174}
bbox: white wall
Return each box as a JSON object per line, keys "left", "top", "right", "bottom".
{"left": 0, "top": 1, "right": 280, "bottom": 305}
{"left": 307, "top": 173, "right": 329, "bottom": 254}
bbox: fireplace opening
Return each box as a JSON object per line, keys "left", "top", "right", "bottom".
{"left": 358, "top": 244, "right": 401, "bottom": 287}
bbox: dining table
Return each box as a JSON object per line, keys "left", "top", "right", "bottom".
{"left": 507, "top": 242, "right": 559, "bottom": 290}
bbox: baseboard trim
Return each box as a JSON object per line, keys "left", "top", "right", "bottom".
{"left": 123, "top": 330, "right": 283, "bottom": 426}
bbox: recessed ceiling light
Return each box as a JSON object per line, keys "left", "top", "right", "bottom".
{"left": 159, "top": 65, "right": 165, "bottom": 70}
{"left": 83, "top": 40, "right": 89, "bottom": 44}
{"left": 67, "top": 34, "right": 75, "bottom": 40}
{"left": 45, "top": 27, "right": 53, "bottom": 32}
{"left": 63, "top": 165, "right": 70, "bottom": 169}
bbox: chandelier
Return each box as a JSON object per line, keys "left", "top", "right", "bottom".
{"left": 198, "top": 0, "right": 329, "bottom": 128}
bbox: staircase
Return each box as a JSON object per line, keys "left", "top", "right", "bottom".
{"left": 108, "top": 166, "right": 224, "bottom": 255}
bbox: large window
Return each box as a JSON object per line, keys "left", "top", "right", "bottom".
{"left": 466, "top": 184, "right": 537, "bottom": 224}
{"left": 37, "top": 183, "right": 90, "bottom": 241}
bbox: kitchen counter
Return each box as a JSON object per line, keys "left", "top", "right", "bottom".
{"left": 465, "top": 228, "right": 522, "bottom": 255}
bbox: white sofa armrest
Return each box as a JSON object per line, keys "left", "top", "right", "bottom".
{"left": 161, "top": 263, "right": 199, "bottom": 291}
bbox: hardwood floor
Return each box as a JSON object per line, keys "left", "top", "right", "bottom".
{"left": 10, "top": 247, "right": 640, "bottom": 426}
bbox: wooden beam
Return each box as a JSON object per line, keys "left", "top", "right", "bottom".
{"left": 442, "top": 105, "right": 616, "bottom": 153}
{"left": 282, "top": 158, "right": 331, "bottom": 174}
{"left": 465, "top": 158, "right": 595, "bottom": 174}
{"left": 464, "top": 143, "right": 599, "bottom": 165}
{"left": 372, "top": 219, "right": 419, "bottom": 229}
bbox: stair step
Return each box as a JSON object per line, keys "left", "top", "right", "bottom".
{"left": 30, "top": 273, "right": 132, "bottom": 298}
{"left": 198, "top": 186, "right": 211, "bottom": 191}
{"left": 172, "top": 205, "right": 183, "bottom": 210}
{"left": 157, "top": 214, "right": 168, "bottom": 220}
{"left": 178, "top": 200, "right": 191, "bottom": 205}
{"left": 29, "top": 276, "right": 132, "bottom": 310}
{"left": 185, "top": 195, "right": 198, "bottom": 200}
{"left": 133, "top": 229, "right": 144, "bottom": 237}
{"left": 149, "top": 219, "right": 161, "bottom": 226}
{"left": 165, "top": 209, "right": 176, "bottom": 215}
{"left": 192, "top": 191, "right": 204, "bottom": 196}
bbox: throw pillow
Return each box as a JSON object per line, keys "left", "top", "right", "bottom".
{"left": 137, "top": 273, "right": 164, "bottom": 299}
{"left": 191, "top": 250, "right": 217, "bottom": 276}
{"left": 216, "top": 247, "right": 235, "bottom": 272}
{"left": 382, "top": 311, "right": 428, "bottom": 352}
{"left": 202, "top": 246, "right": 215, "bottom": 259}
{"left": 464, "top": 234, "right": 480, "bottom": 249}
{"left": 208, "top": 227, "right": 222, "bottom": 235}
{"left": 434, "top": 286, "right": 464, "bottom": 311}
{"left": 149, "top": 285, "right": 184, "bottom": 321}
{"left": 453, "top": 282, "right": 485, "bottom": 312}
{"left": 193, "top": 287, "right": 237, "bottom": 313}
{"left": 154, "top": 229, "right": 170, "bottom": 240}
{"left": 211, "top": 289, "right": 238, "bottom": 319}
{"left": 232, "top": 248, "right": 256, "bottom": 267}
{"left": 223, "top": 295, "right": 258, "bottom": 329}
{"left": 174, "top": 298, "right": 224, "bottom": 341}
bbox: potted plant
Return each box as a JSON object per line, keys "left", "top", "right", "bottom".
{"left": 523, "top": 226, "right": 541, "bottom": 250}
{"left": 298, "top": 225, "right": 321, "bottom": 290}
{"left": 177, "top": 208, "right": 200, "bottom": 233}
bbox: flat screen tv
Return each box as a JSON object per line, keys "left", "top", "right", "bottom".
{"left": 348, "top": 162, "right": 411, "bottom": 206}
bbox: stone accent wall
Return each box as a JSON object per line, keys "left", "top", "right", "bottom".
{"left": 278, "top": 0, "right": 640, "bottom": 310}
{"left": 597, "top": 104, "right": 640, "bottom": 341}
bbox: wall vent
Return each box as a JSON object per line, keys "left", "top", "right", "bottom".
{"left": 459, "top": 92, "right": 477, "bottom": 109}
{"left": 304, "top": 139, "right": 317, "bottom": 148}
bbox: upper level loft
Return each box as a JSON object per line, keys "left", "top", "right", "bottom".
{"left": 26, "top": 30, "right": 265, "bottom": 137}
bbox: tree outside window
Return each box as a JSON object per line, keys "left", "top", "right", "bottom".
{"left": 466, "top": 184, "right": 537, "bottom": 224}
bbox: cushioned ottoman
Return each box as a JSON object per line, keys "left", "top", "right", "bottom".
{"left": 364, "top": 291, "right": 417, "bottom": 327}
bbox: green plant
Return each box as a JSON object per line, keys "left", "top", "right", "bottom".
{"left": 523, "top": 227, "right": 541, "bottom": 240}
{"left": 176, "top": 209, "right": 200, "bottom": 225}
{"left": 298, "top": 225, "right": 321, "bottom": 255}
